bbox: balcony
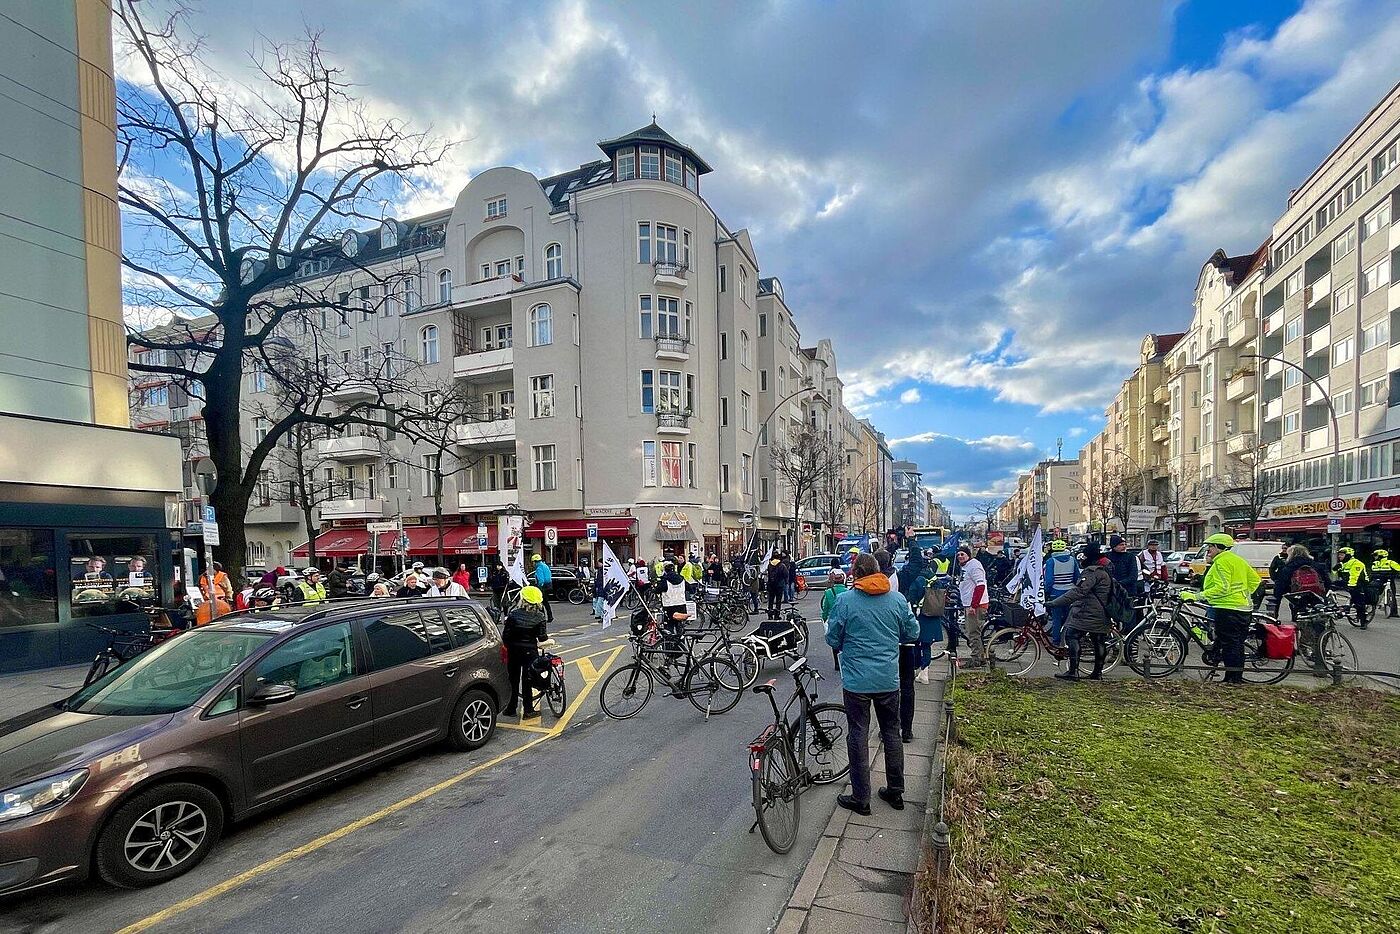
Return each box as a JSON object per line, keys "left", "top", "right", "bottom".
{"left": 657, "top": 411, "right": 692, "bottom": 435}
{"left": 1225, "top": 371, "right": 1256, "bottom": 402}
{"left": 458, "top": 489, "right": 517, "bottom": 512}
{"left": 1303, "top": 427, "right": 1330, "bottom": 451}
{"left": 1226, "top": 431, "right": 1257, "bottom": 455}
{"left": 316, "top": 435, "right": 381, "bottom": 461}
{"left": 1227, "top": 315, "right": 1258, "bottom": 347}
{"left": 1264, "top": 358, "right": 1284, "bottom": 379}
{"left": 246, "top": 502, "right": 303, "bottom": 525}
{"left": 453, "top": 347, "right": 514, "bottom": 378}
{"left": 1305, "top": 272, "right": 1330, "bottom": 307}
{"left": 1263, "top": 312, "right": 1281, "bottom": 336}
{"left": 1150, "top": 421, "right": 1169, "bottom": 443}
{"left": 327, "top": 381, "right": 378, "bottom": 404}
{"left": 1303, "top": 376, "right": 1330, "bottom": 406}
{"left": 1264, "top": 397, "right": 1283, "bottom": 421}
{"left": 1304, "top": 324, "right": 1330, "bottom": 357}
{"left": 653, "top": 262, "right": 688, "bottom": 289}
{"left": 654, "top": 333, "right": 690, "bottom": 361}
{"left": 1152, "top": 384, "right": 1169, "bottom": 405}
{"left": 458, "top": 275, "right": 519, "bottom": 305}
{"left": 320, "top": 498, "right": 387, "bottom": 520}
{"left": 453, "top": 417, "right": 515, "bottom": 448}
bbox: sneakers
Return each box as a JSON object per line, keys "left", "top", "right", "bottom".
{"left": 916, "top": 667, "right": 930, "bottom": 684}
{"left": 956, "top": 657, "right": 984, "bottom": 670}
{"left": 1053, "top": 671, "right": 1079, "bottom": 682}
{"left": 877, "top": 786, "right": 905, "bottom": 811}
{"left": 837, "top": 794, "right": 871, "bottom": 816}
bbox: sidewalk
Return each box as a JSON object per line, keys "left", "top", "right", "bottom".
{"left": 0, "top": 664, "right": 88, "bottom": 715}
{"left": 777, "top": 666, "right": 949, "bottom": 934}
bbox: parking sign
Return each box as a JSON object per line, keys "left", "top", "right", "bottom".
{"left": 586, "top": 523, "right": 598, "bottom": 542}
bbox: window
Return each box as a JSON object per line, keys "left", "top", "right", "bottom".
{"left": 1362, "top": 258, "right": 1390, "bottom": 295}
{"left": 252, "top": 416, "right": 270, "bottom": 443}
{"left": 758, "top": 313, "right": 767, "bottom": 337}
{"left": 616, "top": 148, "right": 636, "bottom": 180}
{"left": 720, "top": 396, "right": 729, "bottom": 427}
{"left": 485, "top": 197, "right": 507, "bottom": 219}
{"left": 480, "top": 263, "right": 491, "bottom": 280}
{"left": 760, "top": 477, "right": 769, "bottom": 502}
{"left": 1332, "top": 337, "right": 1354, "bottom": 366}
{"left": 530, "top": 375, "right": 555, "bottom": 418}
{"left": 437, "top": 269, "right": 452, "bottom": 304}
{"left": 658, "top": 370, "right": 682, "bottom": 413}
{"left": 740, "top": 391, "right": 751, "bottom": 431}
{"left": 739, "top": 331, "right": 751, "bottom": 368}
{"left": 1334, "top": 390, "right": 1353, "bottom": 416}
{"left": 1273, "top": 221, "right": 1312, "bottom": 266}
{"left": 1362, "top": 319, "right": 1389, "bottom": 352}
{"left": 640, "top": 145, "right": 661, "bottom": 179}
{"left": 639, "top": 295, "right": 653, "bottom": 339}
{"left": 495, "top": 259, "right": 512, "bottom": 279}
{"left": 365, "top": 611, "right": 451, "bottom": 670}
{"left": 655, "top": 225, "right": 678, "bottom": 265}
{"left": 641, "top": 370, "right": 654, "bottom": 413}
{"left": 442, "top": 606, "right": 487, "bottom": 648}
{"left": 739, "top": 266, "right": 748, "bottom": 300}
{"left": 515, "top": 255, "right": 525, "bottom": 275}
{"left": 532, "top": 444, "right": 557, "bottom": 491}
{"left": 421, "top": 453, "right": 439, "bottom": 497}
{"left": 144, "top": 383, "right": 168, "bottom": 407}
{"left": 664, "top": 151, "right": 683, "bottom": 185}
{"left": 529, "top": 303, "right": 553, "bottom": 346}
{"left": 760, "top": 369, "right": 769, "bottom": 391}
{"left": 718, "top": 264, "right": 727, "bottom": 293}
{"left": 682, "top": 230, "right": 691, "bottom": 268}
{"left": 1331, "top": 227, "right": 1357, "bottom": 264}
{"left": 657, "top": 296, "right": 681, "bottom": 337}
{"left": 1334, "top": 281, "right": 1356, "bottom": 312}
{"left": 1284, "top": 269, "right": 1303, "bottom": 298}
{"left": 741, "top": 454, "right": 753, "bottom": 495}
{"left": 386, "top": 461, "right": 399, "bottom": 489}
{"left": 65, "top": 533, "right": 159, "bottom": 620}
{"left": 684, "top": 162, "right": 698, "bottom": 191}
{"left": 1363, "top": 200, "right": 1391, "bottom": 239}
{"left": 420, "top": 325, "right": 439, "bottom": 363}
{"left": 256, "top": 623, "right": 355, "bottom": 692}
{"left": 720, "top": 464, "right": 730, "bottom": 493}
{"left": 1361, "top": 378, "right": 1388, "bottom": 407}
{"left": 638, "top": 222, "right": 651, "bottom": 264}
{"left": 1374, "top": 138, "right": 1399, "bottom": 181}
{"left": 1285, "top": 316, "right": 1302, "bottom": 342}
{"left": 659, "top": 441, "right": 683, "bottom": 487}
{"left": 641, "top": 440, "right": 657, "bottom": 486}
{"left": 687, "top": 443, "right": 697, "bottom": 488}
{"left": 719, "top": 332, "right": 728, "bottom": 359}
{"left": 1283, "top": 367, "right": 1301, "bottom": 389}
{"left": 545, "top": 242, "right": 563, "bottom": 279}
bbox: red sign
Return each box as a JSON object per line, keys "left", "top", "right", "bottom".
{"left": 1363, "top": 492, "right": 1400, "bottom": 511}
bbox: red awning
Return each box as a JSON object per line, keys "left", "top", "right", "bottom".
{"left": 1342, "top": 510, "right": 1400, "bottom": 530}
{"left": 294, "top": 526, "right": 500, "bottom": 559}
{"left": 524, "top": 518, "right": 636, "bottom": 539}
{"left": 1247, "top": 511, "right": 1400, "bottom": 534}
{"left": 294, "top": 529, "right": 369, "bottom": 558}
{"left": 1245, "top": 518, "right": 1328, "bottom": 533}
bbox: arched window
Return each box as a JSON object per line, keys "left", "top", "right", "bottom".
{"left": 437, "top": 269, "right": 452, "bottom": 304}
{"left": 545, "top": 242, "right": 563, "bottom": 279}
{"left": 739, "top": 330, "right": 751, "bottom": 368}
{"left": 420, "top": 324, "right": 439, "bottom": 363}
{"left": 529, "top": 304, "right": 553, "bottom": 347}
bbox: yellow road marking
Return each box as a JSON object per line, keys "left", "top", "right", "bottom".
{"left": 115, "top": 645, "right": 625, "bottom": 934}
{"left": 557, "top": 642, "right": 599, "bottom": 656}
{"left": 498, "top": 720, "right": 554, "bottom": 734}
{"left": 576, "top": 656, "right": 599, "bottom": 683}
{"left": 602, "top": 635, "right": 627, "bottom": 643}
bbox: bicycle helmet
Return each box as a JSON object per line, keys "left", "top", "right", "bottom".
{"left": 1339, "top": 546, "right": 1355, "bottom": 558}
{"left": 1204, "top": 533, "right": 1235, "bottom": 548}
{"left": 1374, "top": 549, "right": 1389, "bottom": 559}
{"left": 251, "top": 587, "right": 277, "bottom": 606}
{"left": 1050, "top": 539, "right": 1068, "bottom": 552}
{"left": 520, "top": 585, "right": 544, "bottom": 605}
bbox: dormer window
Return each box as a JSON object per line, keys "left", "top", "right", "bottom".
{"left": 341, "top": 231, "right": 359, "bottom": 257}
{"left": 617, "top": 149, "right": 636, "bottom": 180}
{"left": 640, "top": 146, "right": 661, "bottom": 180}
{"left": 380, "top": 220, "right": 398, "bottom": 249}
{"left": 486, "top": 197, "right": 507, "bottom": 220}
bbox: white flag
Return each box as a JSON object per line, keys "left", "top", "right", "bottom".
{"left": 599, "top": 541, "right": 634, "bottom": 629}
{"left": 507, "top": 542, "right": 527, "bottom": 588}
{"left": 1016, "top": 527, "right": 1045, "bottom": 616}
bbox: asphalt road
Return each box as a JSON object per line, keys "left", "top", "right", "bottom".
{"left": 1, "top": 595, "right": 838, "bottom": 934}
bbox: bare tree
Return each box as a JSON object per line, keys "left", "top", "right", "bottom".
{"left": 1210, "top": 444, "right": 1291, "bottom": 537}
{"left": 260, "top": 421, "right": 341, "bottom": 567}
{"left": 969, "top": 499, "right": 1001, "bottom": 537}
{"left": 771, "top": 428, "right": 843, "bottom": 555}
{"left": 1158, "top": 475, "right": 1202, "bottom": 546}
{"left": 1087, "top": 467, "right": 1141, "bottom": 536}
{"left": 117, "top": 1, "right": 447, "bottom": 579}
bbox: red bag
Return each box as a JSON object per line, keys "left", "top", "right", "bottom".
{"left": 1261, "top": 622, "right": 1296, "bottom": 660}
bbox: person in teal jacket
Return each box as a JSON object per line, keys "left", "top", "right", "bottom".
{"left": 826, "top": 554, "right": 919, "bottom": 817}
{"left": 821, "top": 568, "right": 848, "bottom": 671}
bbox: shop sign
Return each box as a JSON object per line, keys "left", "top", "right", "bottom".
{"left": 702, "top": 514, "right": 720, "bottom": 526}
{"left": 658, "top": 510, "right": 689, "bottom": 531}
{"left": 586, "top": 507, "right": 632, "bottom": 518}
{"left": 1260, "top": 490, "right": 1400, "bottom": 519}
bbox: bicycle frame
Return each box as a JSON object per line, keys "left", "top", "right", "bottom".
{"left": 749, "top": 657, "right": 821, "bottom": 786}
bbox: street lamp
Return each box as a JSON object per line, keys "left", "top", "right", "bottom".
{"left": 747, "top": 382, "right": 818, "bottom": 557}
{"left": 1240, "top": 353, "right": 1341, "bottom": 561}
{"left": 1106, "top": 446, "right": 1153, "bottom": 542}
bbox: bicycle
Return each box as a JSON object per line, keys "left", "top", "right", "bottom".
{"left": 565, "top": 584, "right": 588, "bottom": 606}
{"left": 735, "top": 605, "right": 810, "bottom": 688}
{"left": 83, "top": 623, "right": 158, "bottom": 687}
{"left": 536, "top": 650, "right": 568, "bottom": 716}
{"left": 1122, "top": 592, "right": 1294, "bottom": 684}
{"left": 748, "top": 655, "right": 851, "bottom": 854}
{"left": 1285, "top": 594, "right": 1359, "bottom": 680}
{"left": 599, "top": 613, "right": 743, "bottom": 720}
{"left": 985, "top": 611, "right": 1122, "bottom": 677}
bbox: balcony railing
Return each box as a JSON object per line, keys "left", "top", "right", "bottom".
{"left": 453, "top": 346, "right": 514, "bottom": 378}
{"left": 1225, "top": 371, "right": 1256, "bottom": 402}
{"left": 327, "top": 381, "right": 378, "bottom": 404}
{"left": 653, "top": 262, "right": 688, "bottom": 287}
{"left": 316, "top": 435, "right": 381, "bottom": 460}
{"left": 1226, "top": 432, "right": 1256, "bottom": 455}
{"left": 1151, "top": 384, "right": 1169, "bottom": 405}
{"left": 458, "top": 489, "right": 518, "bottom": 512}
{"left": 1150, "top": 421, "right": 1169, "bottom": 443}
{"left": 654, "top": 333, "right": 690, "bottom": 360}
{"left": 320, "top": 497, "right": 387, "bottom": 520}
{"left": 656, "top": 411, "right": 691, "bottom": 434}
{"left": 1227, "top": 315, "right": 1258, "bottom": 347}
{"left": 454, "top": 417, "right": 516, "bottom": 447}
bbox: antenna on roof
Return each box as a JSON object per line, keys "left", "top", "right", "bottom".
{"left": 651, "top": 112, "right": 657, "bottom": 123}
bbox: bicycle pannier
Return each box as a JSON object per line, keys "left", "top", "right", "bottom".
{"left": 1261, "top": 622, "right": 1297, "bottom": 660}
{"left": 1289, "top": 564, "right": 1325, "bottom": 597}
{"left": 920, "top": 584, "right": 946, "bottom": 618}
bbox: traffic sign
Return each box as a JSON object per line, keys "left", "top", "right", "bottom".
{"left": 1328, "top": 497, "right": 1347, "bottom": 512}
{"left": 586, "top": 523, "right": 598, "bottom": 542}
{"left": 1327, "top": 518, "right": 1342, "bottom": 534}
{"left": 544, "top": 526, "right": 559, "bottom": 547}
{"left": 201, "top": 505, "right": 220, "bottom": 546}
{"left": 476, "top": 565, "right": 487, "bottom": 583}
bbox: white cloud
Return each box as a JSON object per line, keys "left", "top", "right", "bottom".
{"left": 898, "top": 387, "right": 921, "bottom": 405}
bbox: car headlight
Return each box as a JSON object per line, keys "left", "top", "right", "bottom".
{"left": 0, "top": 769, "right": 89, "bottom": 823}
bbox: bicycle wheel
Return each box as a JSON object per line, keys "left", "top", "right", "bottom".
{"left": 752, "top": 732, "right": 801, "bottom": 854}
{"left": 547, "top": 670, "right": 568, "bottom": 717}
{"left": 1317, "top": 630, "right": 1357, "bottom": 681}
{"left": 683, "top": 657, "right": 743, "bottom": 716}
{"left": 722, "top": 642, "right": 760, "bottom": 689}
{"left": 567, "top": 587, "right": 587, "bottom": 606}
{"left": 599, "top": 664, "right": 653, "bottom": 720}
{"left": 1123, "top": 621, "right": 1186, "bottom": 678}
{"left": 804, "top": 702, "right": 851, "bottom": 785}
{"left": 1239, "top": 619, "right": 1293, "bottom": 685}
{"left": 1073, "top": 630, "right": 1123, "bottom": 675}
{"left": 84, "top": 651, "right": 117, "bottom": 688}
{"left": 985, "top": 627, "right": 1039, "bottom": 677}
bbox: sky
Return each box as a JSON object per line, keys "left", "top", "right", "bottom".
{"left": 119, "top": 0, "right": 1400, "bottom": 520}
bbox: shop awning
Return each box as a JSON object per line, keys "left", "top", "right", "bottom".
{"left": 1245, "top": 511, "right": 1400, "bottom": 534}
{"left": 1244, "top": 518, "right": 1328, "bottom": 533}
{"left": 524, "top": 518, "right": 636, "bottom": 539}
{"left": 294, "top": 529, "right": 369, "bottom": 558}
{"left": 294, "top": 526, "right": 500, "bottom": 559}
{"left": 1342, "top": 510, "right": 1400, "bottom": 530}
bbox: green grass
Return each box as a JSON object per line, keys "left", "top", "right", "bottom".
{"left": 928, "top": 676, "right": 1400, "bottom": 933}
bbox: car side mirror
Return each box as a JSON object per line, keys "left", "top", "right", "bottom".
{"left": 248, "top": 682, "right": 297, "bottom": 706}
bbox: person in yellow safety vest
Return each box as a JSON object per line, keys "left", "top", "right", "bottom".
{"left": 1333, "top": 547, "right": 1372, "bottom": 629}
{"left": 931, "top": 555, "right": 951, "bottom": 576}
{"left": 297, "top": 567, "right": 328, "bottom": 604}
{"left": 1368, "top": 548, "right": 1400, "bottom": 619}
{"left": 1180, "top": 533, "right": 1260, "bottom": 685}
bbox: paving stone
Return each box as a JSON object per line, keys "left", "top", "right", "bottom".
{"left": 813, "top": 890, "right": 909, "bottom": 923}
{"left": 804, "top": 906, "right": 907, "bottom": 934}
{"left": 790, "top": 836, "right": 837, "bottom": 909}
{"left": 813, "top": 858, "right": 901, "bottom": 899}
{"left": 836, "top": 828, "right": 922, "bottom": 874}
{"left": 846, "top": 801, "right": 923, "bottom": 832}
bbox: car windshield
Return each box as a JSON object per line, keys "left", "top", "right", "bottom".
{"left": 65, "top": 629, "right": 272, "bottom": 716}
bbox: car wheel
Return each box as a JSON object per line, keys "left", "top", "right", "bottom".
{"left": 449, "top": 688, "right": 497, "bottom": 751}
{"left": 95, "top": 782, "right": 224, "bottom": 888}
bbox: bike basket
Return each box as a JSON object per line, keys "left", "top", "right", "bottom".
{"left": 1260, "top": 622, "right": 1297, "bottom": 660}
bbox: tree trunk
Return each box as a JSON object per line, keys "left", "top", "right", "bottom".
{"left": 434, "top": 477, "right": 446, "bottom": 567}
{"left": 203, "top": 351, "right": 250, "bottom": 582}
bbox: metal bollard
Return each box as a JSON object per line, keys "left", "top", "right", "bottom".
{"left": 1330, "top": 657, "right": 1344, "bottom": 686}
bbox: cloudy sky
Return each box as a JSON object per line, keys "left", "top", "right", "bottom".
{"left": 126, "top": 0, "right": 1400, "bottom": 519}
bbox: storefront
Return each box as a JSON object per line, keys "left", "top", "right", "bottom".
{"left": 1245, "top": 491, "right": 1400, "bottom": 556}
{"left": 523, "top": 517, "right": 638, "bottom": 568}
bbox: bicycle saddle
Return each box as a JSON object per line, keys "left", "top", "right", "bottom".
{"left": 753, "top": 679, "right": 778, "bottom": 694}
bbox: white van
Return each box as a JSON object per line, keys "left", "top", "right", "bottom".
{"left": 1184, "top": 539, "right": 1285, "bottom": 583}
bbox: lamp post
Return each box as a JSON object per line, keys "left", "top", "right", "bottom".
{"left": 1106, "top": 445, "right": 1153, "bottom": 542}
{"left": 1240, "top": 353, "right": 1341, "bottom": 561}
{"left": 747, "top": 383, "right": 818, "bottom": 557}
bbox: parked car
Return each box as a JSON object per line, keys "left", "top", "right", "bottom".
{"left": 1163, "top": 551, "right": 1188, "bottom": 581}
{"left": 1181, "top": 540, "right": 1286, "bottom": 584}
{"left": 794, "top": 554, "right": 840, "bottom": 589}
{"left": 533, "top": 564, "right": 582, "bottom": 600}
{"left": 0, "top": 596, "right": 508, "bottom": 895}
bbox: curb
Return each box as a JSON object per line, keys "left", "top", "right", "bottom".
{"left": 906, "top": 665, "right": 952, "bottom": 933}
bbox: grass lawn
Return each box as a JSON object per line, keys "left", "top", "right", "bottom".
{"left": 924, "top": 675, "right": 1399, "bottom": 933}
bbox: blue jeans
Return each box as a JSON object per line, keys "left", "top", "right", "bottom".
{"left": 592, "top": 596, "right": 606, "bottom": 618}
{"left": 1048, "top": 603, "right": 1070, "bottom": 646}
{"left": 784, "top": 579, "right": 796, "bottom": 601}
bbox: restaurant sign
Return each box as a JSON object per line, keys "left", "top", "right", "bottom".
{"left": 1264, "top": 490, "right": 1400, "bottom": 518}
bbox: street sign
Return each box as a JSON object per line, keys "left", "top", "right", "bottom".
{"left": 1328, "top": 497, "right": 1347, "bottom": 512}
{"left": 201, "top": 505, "right": 220, "bottom": 546}
{"left": 586, "top": 523, "right": 598, "bottom": 543}
{"left": 476, "top": 565, "right": 487, "bottom": 583}
{"left": 1327, "top": 510, "right": 1345, "bottom": 521}
{"left": 1126, "top": 505, "right": 1160, "bottom": 531}
{"left": 395, "top": 532, "right": 410, "bottom": 555}
{"left": 366, "top": 521, "right": 397, "bottom": 533}
{"left": 544, "top": 526, "right": 559, "bottom": 547}
{"left": 1327, "top": 518, "right": 1342, "bottom": 534}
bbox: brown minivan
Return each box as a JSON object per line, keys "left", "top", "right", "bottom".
{"left": 0, "top": 596, "right": 510, "bottom": 896}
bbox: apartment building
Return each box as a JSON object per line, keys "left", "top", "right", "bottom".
{"left": 892, "top": 460, "right": 926, "bottom": 527}
{"left": 850, "top": 418, "right": 894, "bottom": 536}
{"left": 1250, "top": 82, "right": 1400, "bottom": 540}
{"left": 131, "top": 122, "right": 880, "bottom": 569}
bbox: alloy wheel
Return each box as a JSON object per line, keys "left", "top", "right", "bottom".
{"left": 462, "top": 698, "right": 494, "bottom": 744}
{"left": 123, "top": 800, "right": 208, "bottom": 874}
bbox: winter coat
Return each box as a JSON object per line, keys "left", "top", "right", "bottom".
{"left": 1200, "top": 550, "right": 1261, "bottom": 611}
{"left": 1272, "top": 555, "right": 1331, "bottom": 604}
{"left": 1106, "top": 549, "right": 1141, "bottom": 595}
{"left": 766, "top": 561, "right": 789, "bottom": 590}
{"left": 825, "top": 574, "right": 918, "bottom": 694}
{"left": 820, "top": 582, "right": 847, "bottom": 623}
{"left": 1048, "top": 562, "right": 1112, "bottom": 635}
{"left": 326, "top": 568, "right": 350, "bottom": 597}
{"left": 501, "top": 606, "right": 548, "bottom": 648}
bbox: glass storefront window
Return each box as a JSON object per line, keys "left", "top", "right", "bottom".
{"left": 0, "top": 529, "right": 58, "bottom": 628}
{"left": 67, "top": 533, "right": 160, "bottom": 618}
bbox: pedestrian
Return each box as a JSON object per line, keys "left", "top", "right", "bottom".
{"left": 530, "top": 553, "right": 554, "bottom": 623}
{"left": 1273, "top": 543, "right": 1331, "bottom": 675}
{"left": 875, "top": 549, "right": 899, "bottom": 594}
{"left": 452, "top": 563, "right": 473, "bottom": 592}
{"left": 782, "top": 553, "right": 797, "bottom": 603}
{"left": 1106, "top": 535, "right": 1142, "bottom": 597}
{"left": 1140, "top": 540, "right": 1166, "bottom": 584}
{"left": 954, "top": 546, "right": 989, "bottom": 668}
{"left": 1183, "top": 533, "right": 1260, "bottom": 684}
{"left": 704, "top": 553, "right": 727, "bottom": 587}
{"left": 747, "top": 558, "right": 762, "bottom": 615}
{"left": 825, "top": 553, "right": 919, "bottom": 816}
{"left": 198, "top": 561, "right": 235, "bottom": 610}
{"left": 394, "top": 572, "right": 423, "bottom": 599}
{"left": 502, "top": 585, "right": 550, "bottom": 718}
{"left": 659, "top": 560, "right": 688, "bottom": 665}
{"left": 1369, "top": 548, "right": 1400, "bottom": 618}
{"left": 326, "top": 562, "right": 350, "bottom": 599}
{"left": 1333, "top": 546, "right": 1371, "bottom": 628}
{"left": 766, "top": 555, "right": 788, "bottom": 619}
{"left": 488, "top": 562, "right": 509, "bottom": 610}
{"left": 1049, "top": 541, "right": 1113, "bottom": 681}
{"left": 296, "top": 567, "right": 328, "bottom": 604}
{"left": 821, "top": 567, "right": 848, "bottom": 671}
{"left": 592, "top": 563, "right": 607, "bottom": 619}
{"left": 426, "top": 568, "right": 468, "bottom": 597}
{"left": 631, "top": 558, "right": 651, "bottom": 599}
{"left": 1043, "top": 539, "right": 1080, "bottom": 647}
{"left": 902, "top": 548, "right": 946, "bottom": 685}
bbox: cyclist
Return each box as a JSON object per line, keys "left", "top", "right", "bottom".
{"left": 1043, "top": 539, "right": 1079, "bottom": 647}
{"left": 296, "top": 567, "right": 328, "bottom": 604}
{"left": 502, "top": 585, "right": 550, "bottom": 718}
{"left": 1273, "top": 543, "right": 1331, "bottom": 676}
{"left": 659, "top": 560, "right": 688, "bottom": 665}
{"left": 1180, "top": 533, "right": 1259, "bottom": 685}
{"left": 1333, "top": 547, "right": 1371, "bottom": 629}
{"left": 1368, "top": 548, "right": 1400, "bottom": 618}
{"left": 247, "top": 586, "right": 280, "bottom": 610}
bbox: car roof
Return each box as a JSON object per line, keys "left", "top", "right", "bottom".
{"left": 204, "top": 595, "right": 487, "bottom": 634}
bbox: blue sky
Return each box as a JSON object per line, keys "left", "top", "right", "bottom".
{"left": 118, "top": 0, "right": 1400, "bottom": 520}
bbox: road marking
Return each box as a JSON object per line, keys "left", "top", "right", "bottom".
{"left": 557, "top": 642, "right": 599, "bottom": 656}
{"left": 576, "top": 656, "right": 600, "bottom": 683}
{"left": 602, "top": 635, "right": 627, "bottom": 643}
{"left": 115, "top": 645, "right": 625, "bottom": 934}
{"left": 498, "top": 720, "right": 554, "bottom": 734}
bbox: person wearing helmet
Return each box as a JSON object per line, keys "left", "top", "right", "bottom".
{"left": 502, "top": 585, "right": 550, "bottom": 718}
{"left": 1180, "top": 534, "right": 1260, "bottom": 684}
{"left": 248, "top": 586, "right": 280, "bottom": 610}
{"left": 1369, "top": 548, "right": 1400, "bottom": 618}
{"left": 530, "top": 553, "right": 554, "bottom": 624}
{"left": 1043, "top": 539, "right": 1080, "bottom": 648}
{"left": 1333, "top": 547, "right": 1372, "bottom": 628}
{"left": 296, "top": 568, "right": 328, "bottom": 604}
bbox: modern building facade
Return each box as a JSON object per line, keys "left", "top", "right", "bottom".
{"left": 1, "top": 0, "right": 183, "bottom": 671}
{"left": 891, "top": 460, "right": 926, "bottom": 528}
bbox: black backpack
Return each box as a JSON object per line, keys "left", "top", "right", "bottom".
{"left": 1093, "top": 572, "right": 1136, "bottom": 628}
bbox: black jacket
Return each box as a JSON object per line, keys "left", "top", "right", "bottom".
{"left": 393, "top": 585, "right": 421, "bottom": 599}
{"left": 502, "top": 606, "right": 548, "bottom": 647}
{"left": 1272, "top": 556, "right": 1331, "bottom": 604}
{"left": 766, "top": 562, "right": 789, "bottom": 589}
{"left": 488, "top": 568, "right": 510, "bottom": 592}
{"left": 327, "top": 568, "right": 350, "bottom": 597}
{"left": 1105, "top": 549, "right": 1140, "bottom": 594}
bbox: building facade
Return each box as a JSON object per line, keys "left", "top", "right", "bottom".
{"left": 891, "top": 461, "right": 926, "bottom": 528}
